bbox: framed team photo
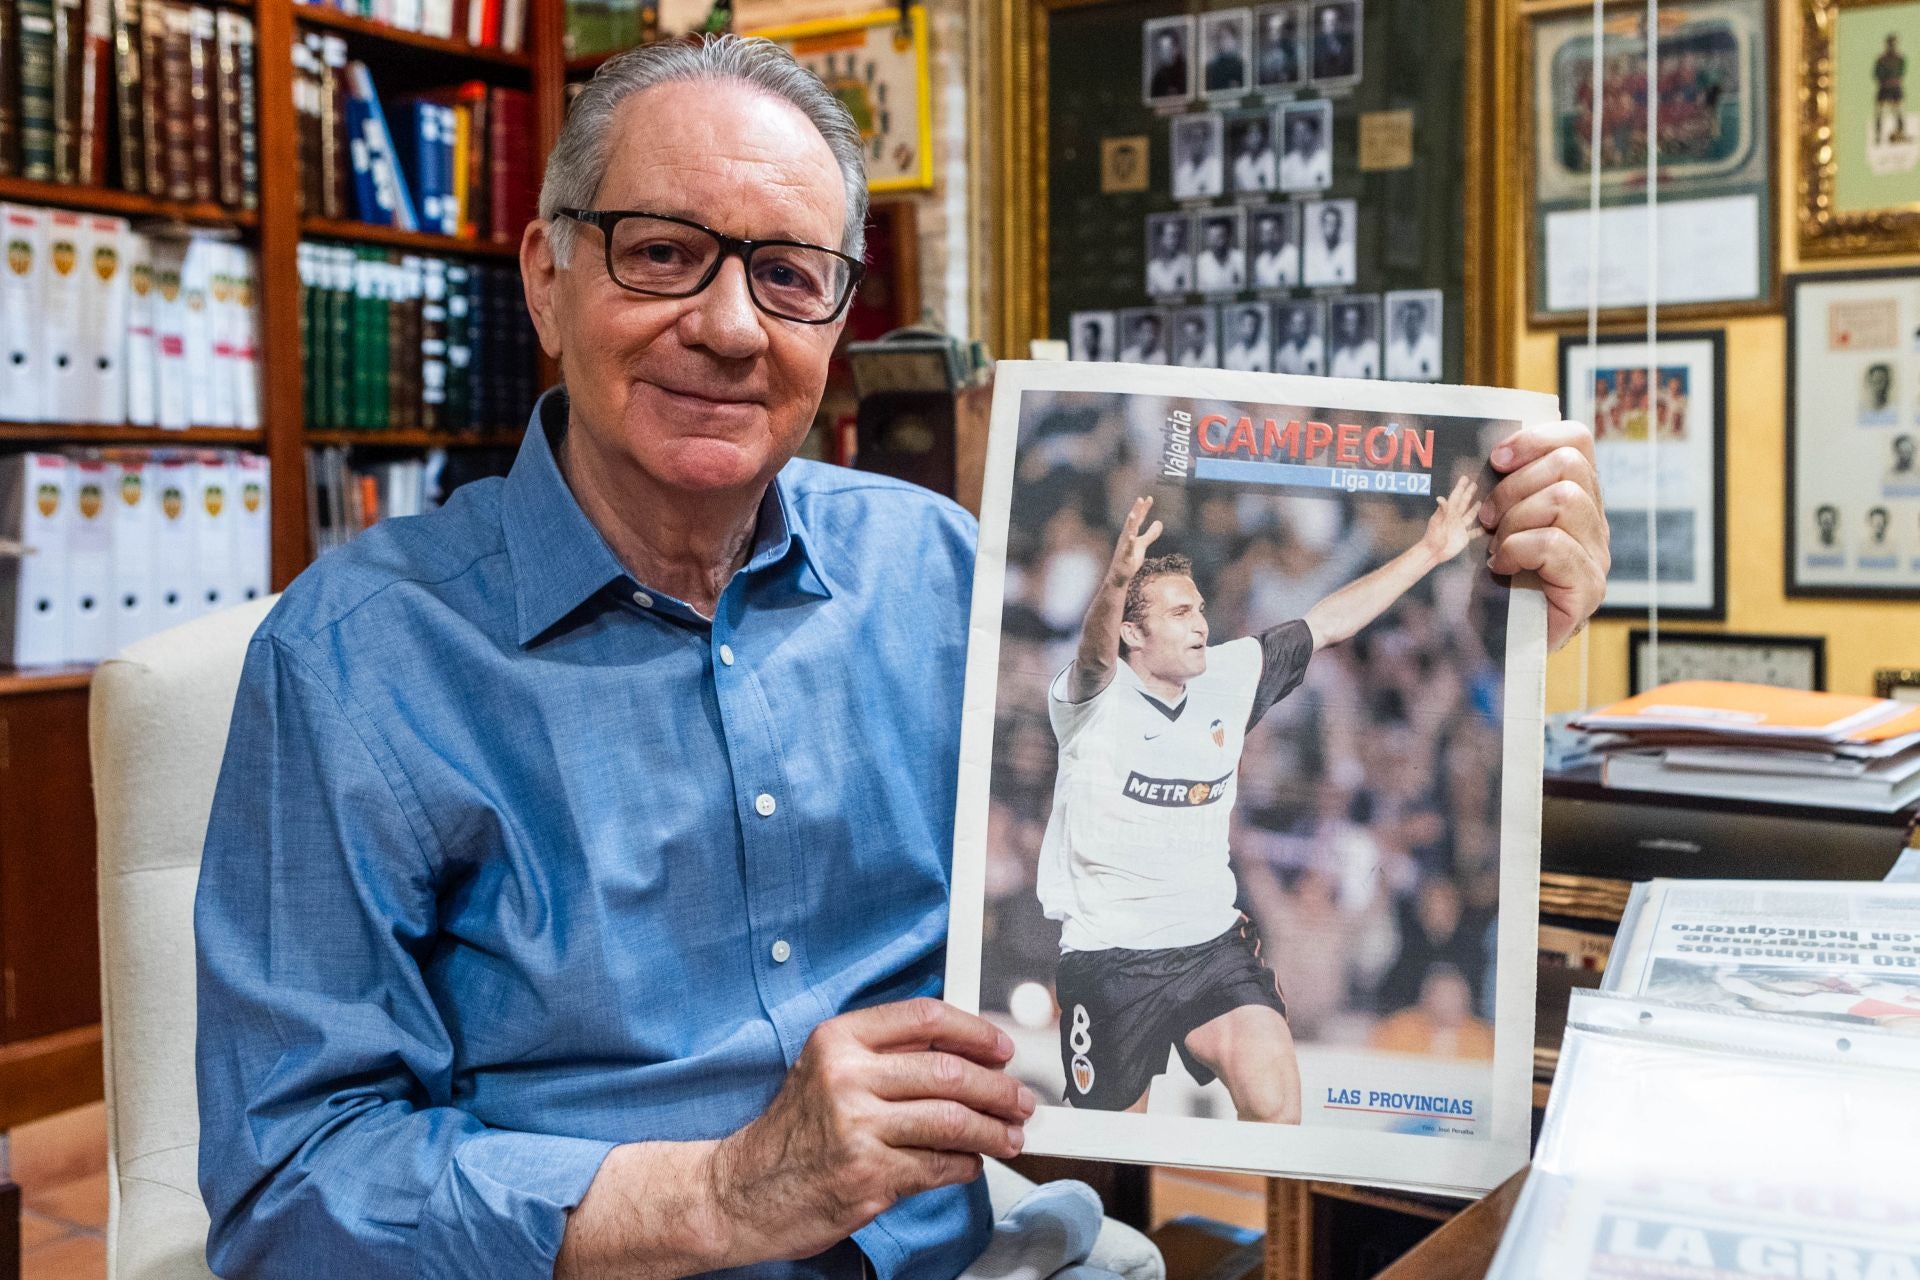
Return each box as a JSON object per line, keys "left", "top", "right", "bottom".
{"left": 1558, "top": 330, "right": 1727, "bottom": 618}
{"left": 1069, "top": 311, "right": 1118, "bottom": 362}
{"left": 1172, "top": 113, "right": 1227, "bottom": 201}
{"left": 1171, "top": 306, "right": 1221, "bottom": 367}
{"left": 1254, "top": 2, "right": 1309, "bottom": 89}
{"left": 945, "top": 360, "right": 1549, "bottom": 1193}
{"left": 1384, "top": 289, "right": 1445, "bottom": 382}
{"left": 1278, "top": 99, "right": 1335, "bottom": 192}
{"left": 1144, "top": 15, "right": 1197, "bottom": 107}
{"left": 1146, "top": 212, "right": 1196, "bottom": 297}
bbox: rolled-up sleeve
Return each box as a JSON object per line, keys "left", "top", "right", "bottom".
{"left": 194, "top": 634, "right": 615, "bottom": 1279}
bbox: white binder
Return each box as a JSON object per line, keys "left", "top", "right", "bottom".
{"left": 43, "top": 209, "right": 88, "bottom": 422}
{"left": 180, "top": 237, "right": 226, "bottom": 428}
{"left": 124, "top": 233, "right": 159, "bottom": 428}
{"left": 150, "top": 237, "right": 191, "bottom": 431}
{"left": 190, "top": 452, "right": 236, "bottom": 617}
{"left": 108, "top": 453, "right": 159, "bottom": 650}
{"left": 66, "top": 456, "right": 116, "bottom": 662}
{"left": 0, "top": 453, "right": 73, "bottom": 666}
{"left": 149, "top": 454, "right": 195, "bottom": 626}
{"left": 2, "top": 204, "right": 50, "bottom": 422}
{"left": 82, "top": 215, "right": 133, "bottom": 425}
{"left": 231, "top": 451, "right": 270, "bottom": 604}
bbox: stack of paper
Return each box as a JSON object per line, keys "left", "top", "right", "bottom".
{"left": 1572, "top": 682, "right": 1920, "bottom": 811}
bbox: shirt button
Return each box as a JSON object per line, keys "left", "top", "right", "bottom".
{"left": 631, "top": 590, "right": 653, "bottom": 608}
{"left": 754, "top": 792, "right": 777, "bottom": 817}
{"left": 771, "top": 939, "right": 792, "bottom": 963}
{"left": 719, "top": 643, "right": 735, "bottom": 667}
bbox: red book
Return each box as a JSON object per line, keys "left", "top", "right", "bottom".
{"left": 485, "top": 85, "right": 531, "bottom": 245}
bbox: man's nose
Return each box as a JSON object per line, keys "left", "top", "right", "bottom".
{"left": 681, "top": 255, "right": 769, "bottom": 359}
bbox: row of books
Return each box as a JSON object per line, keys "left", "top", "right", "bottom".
{"left": 297, "top": 240, "right": 536, "bottom": 433}
{"left": 0, "top": 449, "right": 269, "bottom": 666}
{"left": 1573, "top": 681, "right": 1920, "bottom": 812}
{"left": 306, "top": 443, "right": 514, "bottom": 553}
{"left": 0, "top": 0, "right": 258, "bottom": 208}
{"left": 292, "top": 39, "right": 536, "bottom": 243}
{"left": 294, "top": 0, "right": 528, "bottom": 53}
{"left": 1, "top": 203, "right": 260, "bottom": 428}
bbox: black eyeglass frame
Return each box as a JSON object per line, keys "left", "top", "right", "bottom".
{"left": 556, "top": 207, "right": 866, "bottom": 325}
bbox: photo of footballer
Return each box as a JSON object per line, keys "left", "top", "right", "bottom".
{"left": 947, "top": 361, "right": 1549, "bottom": 1192}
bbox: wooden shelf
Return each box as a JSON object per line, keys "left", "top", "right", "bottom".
{"left": 293, "top": 5, "right": 532, "bottom": 69}
{"left": 306, "top": 429, "right": 525, "bottom": 448}
{"left": 0, "top": 666, "right": 94, "bottom": 698}
{"left": 0, "top": 423, "right": 265, "bottom": 445}
{"left": 301, "top": 216, "right": 522, "bottom": 258}
{"left": 0, "top": 175, "right": 257, "bottom": 230}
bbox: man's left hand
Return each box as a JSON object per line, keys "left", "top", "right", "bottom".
{"left": 1478, "top": 420, "right": 1610, "bottom": 651}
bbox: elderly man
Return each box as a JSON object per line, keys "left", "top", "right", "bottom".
{"left": 195, "top": 34, "right": 1611, "bottom": 1280}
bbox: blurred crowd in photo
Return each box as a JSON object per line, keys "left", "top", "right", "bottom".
{"left": 983, "top": 391, "right": 1513, "bottom": 1066}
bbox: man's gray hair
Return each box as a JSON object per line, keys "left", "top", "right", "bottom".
{"left": 540, "top": 34, "right": 869, "bottom": 267}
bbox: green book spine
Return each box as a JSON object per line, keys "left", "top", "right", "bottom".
{"left": 330, "top": 245, "right": 353, "bottom": 431}
{"left": 19, "top": 0, "right": 56, "bottom": 181}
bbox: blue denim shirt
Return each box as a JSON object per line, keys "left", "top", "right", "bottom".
{"left": 194, "top": 390, "right": 990, "bottom": 1279}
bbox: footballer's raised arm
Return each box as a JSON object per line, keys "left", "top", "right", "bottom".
{"left": 1302, "top": 476, "right": 1482, "bottom": 651}
{"left": 1067, "top": 497, "right": 1164, "bottom": 703}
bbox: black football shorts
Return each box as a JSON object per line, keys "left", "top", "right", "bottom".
{"left": 1053, "top": 915, "right": 1288, "bottom": 1112}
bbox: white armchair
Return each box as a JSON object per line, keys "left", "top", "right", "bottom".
{"left": 90, "top": 597, "right": 1160, "bottom": 1280}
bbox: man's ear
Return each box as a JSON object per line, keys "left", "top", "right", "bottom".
{"left": 1120, "top": 618, "right": 1144, "bottom": 654}
{"left": 520, "top": 219, "right": 565, "bottom": 363}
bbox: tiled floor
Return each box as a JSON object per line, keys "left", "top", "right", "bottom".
{"left": 10, "top": 1103, "right": 108, "bottom": 1280}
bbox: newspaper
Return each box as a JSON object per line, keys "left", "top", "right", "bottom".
{"left": 944, "top": 361, "right": 1552, "bottom": 1194}
{"left": 1489, "top": 991, "right": 1920, "bottom": 1279}
{"left": 1604, "top": 879, "right": 1920, "bottom": 1029}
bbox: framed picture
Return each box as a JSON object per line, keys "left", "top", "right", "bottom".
{"left": 1524, "top": 0, "right": 1777, "bottom": 326}
{"left": 1199, "top": 8, "right": 1253, "bottom": 100}
{"left": 1875, "top": 667, "right": 1920, "bottom": 700}
{"left": 1800, "top": 0, "right": 1920, "bottom": 256}
{"left": 1628, "top": 631, "right": 1828, "bottom": 694}
{"left": 1787, "top": 269, "right": 1920, "bottom": 599}
{"left": 1144, "top": 14, "right": 1198, "bottom": 107}
{"left": 1559, "top": 330, "right": 1728, "bottom": 619}
{"left": 746, "top": 7, "right": 935, "bottom": 192}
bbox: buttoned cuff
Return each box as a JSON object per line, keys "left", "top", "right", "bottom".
{"left": 415, "top": 1128, "right": 619, "bottom": 1280}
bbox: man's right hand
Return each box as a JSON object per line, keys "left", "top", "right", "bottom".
{"left": 702, "top": 997, "right": 1036, "bottom": 1266}
{"left": 1106, "top": 496, "right": 1164, "bottom": 589}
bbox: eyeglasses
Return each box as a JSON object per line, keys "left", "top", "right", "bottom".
{"left": 556, "top": 208, "right": 865, "bottom": 325}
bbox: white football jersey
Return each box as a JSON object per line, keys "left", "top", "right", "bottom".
{"left": 1037, "top": 623, "right": 1312, "bottom": 952}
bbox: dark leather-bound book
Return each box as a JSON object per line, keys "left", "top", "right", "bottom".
{"left": 418, "top": 255, "right": 447, "bottom": 433}
{"left": 158, "top": 0, "right": 192, "bottom": 201}
{"left": 443, "top": 259, "right": 472, "bottom": 433}
{"left": 230, "top": 9, "right": 254, "bottom": 207}
{"left": 19, "top": 0, "right": 57, "bottom": 180}
{"left": 136, "top": 0, "right": 163, "bottom": 193}
{"left": 212, "top": 7, "right": 240, "bottom": 206}
{"left": 0, "top": 0, "right": 23, "bottom": 176}
{"left": 318, "top": 34, "right": 349, "bottom": 220}
{"left": 109, "top": 0, "right": 143, "bottom": 192}
{"left": 51, "top": 0, "right": 81, "bottom": 181}
{"left": 184, "top": 4, "right": 214, "bottom": 201}
{"left": 76, "top": 0, "right": 110, "bottom": 183}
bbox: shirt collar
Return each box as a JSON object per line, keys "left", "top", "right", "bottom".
{"left": 503, "top": 388, "right": 833, "bottom": 646}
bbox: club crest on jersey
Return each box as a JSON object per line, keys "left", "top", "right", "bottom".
{"left": 1210, "top": 718, "right": 1224, "bottom": 747}
{"left": 1068, "top": 1005, "right": 1095, "bottom": 1094}
{"left": 1122, "top": 770, "right": 1233, "bottom": 807}
{"left": 1071, "top": 1054, "right": 1095, "bottom": 1094}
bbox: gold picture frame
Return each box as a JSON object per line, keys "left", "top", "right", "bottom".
{"left": 1800, "top": 0, "right": 1920, "bottom": 256}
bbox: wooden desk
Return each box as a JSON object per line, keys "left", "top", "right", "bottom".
{"left": 1371, "top": 1170, "right": 1527, "bottom": 1280}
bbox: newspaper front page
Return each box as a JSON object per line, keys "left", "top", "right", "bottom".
{"left": 1490, "top": 992, "right": 1920, "bottom": 1279}
{"left": 944, "top": 362, "right": 1552, "bottom": 1193}
{"left": 1605, "top": 879, "right": 1920, "bottom": 1029}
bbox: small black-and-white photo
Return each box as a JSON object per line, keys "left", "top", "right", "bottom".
{"left": 1143, "top": 15, "right": 1196, "bottom": 106}
{"left": 1225, "top": 111, "right": 1277, "bottom": 195}
{"left": 1302, "top": 197, "right": 1357, "bottom": 287}
{"left": 1171, "top": 306, "right": 1220, "bottom": 367}
{"left": 1170, "top": 113, "right": 1225, "bottom": 200}
{"left": 1145, "top": 212, "right": 1194, "bottom": 297}
{"left": 1383, "top": 289, "right": 1442, "bottom": 381}
{"left": 1248, "top": 205, "right": 1299, "bottom": 289}
{"left": 1861, "top": 361, "right": 1898, "bottom": 425}
{"left": 1254, "top": 2, "right": 1307, "bottom": 90}
{"left": 1310, "top": 0, "right": 1362, "bottom": 86}
{"left": 1861, "top": 505, "right": 1897, "bottom": 560}
{"left": 1200, "top": 9, "right": 1251, "bottom": 98}
{"left": 1889, "top": 431, "right": 1918, "bottom": 480}
{"left": 1273, "top": 299, "right": 1326, "bottom": 374}
{"left": 1327, "top": 293, "right": 1381, "bottom": 379}
{"left": 1194, "top": 207, "right": 1246, "bottom": 294}
{"left": 1278, "top": 99, "right": 1333, "bottom": 192}
{"left": 1069, "top": 311, "right": 1116, "bottom": 362}
{"left": 1118, "top": 307, "right": 1171, "bottom": 363}
{"left": 1221, "top": 302, "right": 1272, "bottom": 372}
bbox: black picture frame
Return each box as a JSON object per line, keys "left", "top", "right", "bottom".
{"left": 1627, "top": 630, "right": 1828, "bottom": 695}
{"left": 1875, "top": 668, "right": 1920, "bottom": 701}
{"left": 1785, "top": 267, "right": 1920, "bottom": 601}
{"left": 1557, "top": 328, "right": 1728, "bottom": 621}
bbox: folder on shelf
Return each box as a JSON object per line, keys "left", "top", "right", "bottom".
{"left": 149, "top": 453, "right": 193, "bottom": 626}
{"left": 124, "top": 231, "right": 159, "bottom": 427}
{"left": 149, "top": 235, "right": 190, "bottom": 430}
{"left": 81, "top": 214, "right": 132, "bottom": 426}
{"left": 231, "top": 451, "right": 269, "bottom": 604}
{"left": 189, "top": 450, "right": 233, "bottom": 617}
{"left": 0, "top": 453, "right": 72, "bottom": 667}
{"left": 179, "top": 234, "right": 224, "bottom": 427}
{"left": 107, "top": 452, "right": 158, "bottom": 651}
{"left": 1, "top": 203, "right": 49, "bottom": 422}
{"left": 65, "top": 455, "right": 114, "bottom": 662}
{"left": 42, "top": 207, "right": 87, "bottom": 422}
{"left": 231, "top": 242, "right": 261, "bottom": 430}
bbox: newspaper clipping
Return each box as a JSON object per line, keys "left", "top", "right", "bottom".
{"left": 1604, "top": 879, "right": 1920, "bottom": 1029}
{"left": 946, "top": 362, "right": 1551, "bottom": 1192}
{"left": 1490, "top": 992, "right": 1920, "bottom": 1279}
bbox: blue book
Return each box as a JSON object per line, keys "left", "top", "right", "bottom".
{"left": 347, "top": 62, "right": 420, "bottom": 231}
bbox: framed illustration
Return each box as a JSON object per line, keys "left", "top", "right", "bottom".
{"left": 1800, "top": 0, "right": 1920, "bottom": 256}
{"left": 1628, "top": 631, "right": 1827, "bottom": 694}
{"left": 1524, "top": 0, "right": 1778, "bottom": 326}
{"left": 1558, "top": 330, "right": 1728, "bottom": 618}
{"left": 1875, "top": 667, "right": 1920, "bottom": 699}
{"left": 745, "top": 7, "right": 934, "bottom": 193}
{"left": 1787, "top": 269, "right": 1920, "bottom": 599}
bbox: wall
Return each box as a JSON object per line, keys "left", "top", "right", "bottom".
{"left": 1509, "top": 0, "right": 1920, "bottom": 714}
